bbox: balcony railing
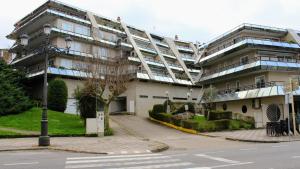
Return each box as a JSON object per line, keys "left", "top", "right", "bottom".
{"left": 203, "top": 57, "right": 258, "bottom": 77}
{"left": 217, "top": 81, "right": 284, "bottom": 95}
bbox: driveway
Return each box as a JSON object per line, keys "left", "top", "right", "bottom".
{"left": 111, "top": 115, "right": 251, "bottom": 152}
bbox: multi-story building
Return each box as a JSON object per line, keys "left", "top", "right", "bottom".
{"left": 197, "top": 23, "right": 300, "bottom": 127}
{"left": 7, "top": 0, "right": 202, "bottom": 116}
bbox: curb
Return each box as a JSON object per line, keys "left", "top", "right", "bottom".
{"left": 148, "top": 117, "right": 198, "bottom": 135}
{"left": 225, "top": 137, "right": 280, "bottom": 143}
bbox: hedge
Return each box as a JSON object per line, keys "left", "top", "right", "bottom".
{"left": 208, "top": 110, "right": 232, "bottom": 121}
{"left": 171, "top": 116, "right": 182, "bottom": 126}
{"left": 152, "top": 104, "right": 165, "bottom": 114}
{"left": 182, "top": 120, "right": 198, "bottom": 130}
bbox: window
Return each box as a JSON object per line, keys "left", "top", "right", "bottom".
{"left": 153, "top": 96, "right": 168, "bottom": 99}
{"left": 226, "top": 83, "right": 230, "bottom": 90}
{"left": 62, "top": 22, "right": 73, "bottom": 32}
{"left": 236, "top": 81, "right": 240, "bottom": 91}
{"left": 99, "top": 47, "right": 108, "bottom": 58}
{"left": 75, "top": 25, "right": 90, "bottom": 36}
{"left": 222, "top": 103, "right": 227, "bottom": 111}
{"left": 242, "top": 105, "right": 247, "bottom": 113}
{"left": 60, "top": 59, "right": 72, "bottom": 69}
{"left": 255, "top": 75, "right": 265, "bottom": 88}
{"left": 70, "top": 41, "right": 82, "bottom": 52}
{"left": 139, "top": 95, "right": 148, "bottom": 98}
{"left": 240, "top": 56, "right": 249, "bottom": 65}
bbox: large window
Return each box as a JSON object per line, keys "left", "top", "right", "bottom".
{"left": 75, "top": 25, "right": 90, "bottom": 36}
{"left": 255, "top": 75, "right": 265, "bottom": 88}
{"left": 60, "top": 58, "right": 73, "bottom": 69}
{"left": 98, "top": 47, "right": 108, "bottom": 58}
{"left": 240, "top": 56, "right": 249, "bottom": 65}
{"left": 70, "top": 41, "right": 82, "bottom": 52}
{"left": 62, "top": 22, "right": 73, "bottom": 32}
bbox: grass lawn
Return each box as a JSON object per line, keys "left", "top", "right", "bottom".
{"left": 0, "top": 129, "right": 22, "bottom": 136}
{"left": 0, "top": 107, "right": 85, "bottom": 136}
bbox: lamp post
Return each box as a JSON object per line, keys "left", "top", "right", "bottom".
{"left": 165, "top": 91, "right": 169, "bottom": 113}
{"left": 20, "top": 24, "right": 72, "bottom": 146}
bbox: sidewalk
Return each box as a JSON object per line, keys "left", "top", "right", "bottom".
{"left": 204, "top": 129, "right": 300, "bottom": 143}
{"left": 0, "top": 119, "right": 168, "bottom": 154}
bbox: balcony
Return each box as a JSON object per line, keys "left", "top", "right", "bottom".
{"left": 177, "top": 45, "right": 193, "bottom": 53}
{"left": 200, "top": 56, "right": 300, "bottom": 82}
{"left": 213, "top": 81, "right": 285, "bottom": 102}
{"left": 144, "top": 57, "right": 164, "bottom": 67}
{"left": 181, "top": 54, "right": 195, "bottom": 62}
{"left": 200, "top": 38, "right": 300, "bottom": 64}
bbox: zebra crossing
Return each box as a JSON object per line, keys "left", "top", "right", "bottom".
{"left": 65, "top": 152, "right": 253, "bottom": 169}
{"left": 64, "top": 153, "right": 194, "bottom": 169}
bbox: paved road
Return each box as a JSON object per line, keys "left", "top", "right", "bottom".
{"left": 2, "top": 142, "right": 300, "bottom": 169}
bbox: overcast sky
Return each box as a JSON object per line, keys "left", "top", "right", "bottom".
{"left": 1, "top": 0, "right": 300, "bottom": 48}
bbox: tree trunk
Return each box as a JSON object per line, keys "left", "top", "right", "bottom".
{"left": 104, "top": 103, "right": 110, "bottom": 130}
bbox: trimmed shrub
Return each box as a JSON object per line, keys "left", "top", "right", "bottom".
{"left": 161, "top": 113, "right": 172, "bottom": 123}
{"left": 213, "top": 119, "right": 230, "bottom": 131}
{"left": 171, "top": 116, "right": 182, "bottom": 126}
{"left": 74, "top": 87, "right": 96, "bottom": 121}
{"left": 229, "top": 120, "right": 241, "bottom": 130}
{"left": 198, "top": 122, "right": 216, "bottom": 132}
{"left": 208, "top": 110, "right": 232, "bottom": 121}
{"left": 152, "top": 104, "right": 165, "bottom": 114}
{"left": 182, "top": 120, "right": 198, "bottom": 130}
{"left": 48, "top": 78, "right": 68, "bottom": 112}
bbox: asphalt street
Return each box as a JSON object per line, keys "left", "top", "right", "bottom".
{"left": 1, "top": 141, "right": 300, "bottom": 169}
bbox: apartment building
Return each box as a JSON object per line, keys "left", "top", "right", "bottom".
{"left": 197, "top": 24, "right": 300, "bottom": 127}
{"left": 7, "top": 0, "right": 201, "bottom": 116}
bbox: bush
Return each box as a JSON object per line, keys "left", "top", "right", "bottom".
{"left": 173, "top": 102, "right": 195, "bottom": 115}
{"left": 229, "top": 120, "right": 241, "bottom": 130}
{"left": 152, "top": 104, "right": 165, "bottom": 114}
{"left": 171, "top": 116, "right": 182, "bottom": 126}
{"left": 74, "top": 87, "right": 96, "bottom": 121}
{"left": 208, "top": 110, "right": 232, "bottom": 121}
{"left": 213, "top": 119, "right": 230, "bottom": 131}
{"left": 198, "top": 121, "right": 216, "bottom": 132}
{"left": 182, "top": 120, "right": 198, "bottom": 130}
{"left": 48, "top": 78, "right": 68, "bottom": 112}
{"left": 0, "top": 60, "right": 32, "bottom": 116}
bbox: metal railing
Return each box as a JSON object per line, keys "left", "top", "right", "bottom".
{"left": 203, "top": 55, "right": 300, "bottom": 77}
{"left": 217, "top": 81, "right": 284, "bottom": 95}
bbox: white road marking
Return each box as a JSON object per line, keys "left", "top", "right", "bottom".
{"left": 195, "top": 154, "right": 240, "bottom": 164}
{"left": 66, "top": 156, "right": 171, "bottom": 164}
{"left": 67, "top": 153, "right": 162, "bottom": 160}
{"left": 121, "top": 151, "right": 128, "bottom": 154}
{"left": 292, "top": 156, "right": 300, "bottom": 158}
{"left": 65, "top": 159, "right": 180, "bottom": 169}
{"left": 133, "top": 151, "right": 140, "bottom": 154}
{"left": 3, "top": 162, "right": 39, "bottom": 166}
{"left": 108, "top": 162, "right": 192, "bottom": 169}
{"left": 186, "top": 162, "right": 253, "bottom": 169}
{"left": 272, "top": 145, "right": 288, "bottom": 148}
{"left": 240, "top": 148, "right": 257, "bottom": 151}
{"left": 146, "top": 150, "right": 151, "bottom": 153}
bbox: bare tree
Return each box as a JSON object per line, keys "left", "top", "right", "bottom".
{"left": 201, "top": 85, "right": 218, "bottom": 118}
{"left": 76, "top": 40, "right": 136, "bottom": 130}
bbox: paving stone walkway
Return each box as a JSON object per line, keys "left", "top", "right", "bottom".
{"left": 206, "top": 129, "right": 300, "bottom": 142}
{"left": 0, "top": 119, "right": 167, "bottom": 154}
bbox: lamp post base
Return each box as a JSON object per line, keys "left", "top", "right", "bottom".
{"left": 39, "top": 136, "right": 50, "bottom": 146}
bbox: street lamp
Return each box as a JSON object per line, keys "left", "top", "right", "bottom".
{"left": 19, "top": 24, "right": 72, "bottom": 146}
{"left": 20, "top": 34, "right": 29, "bottom": 46}
{"left": 165, "top": 91, "right": 169, "bottom": 113}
